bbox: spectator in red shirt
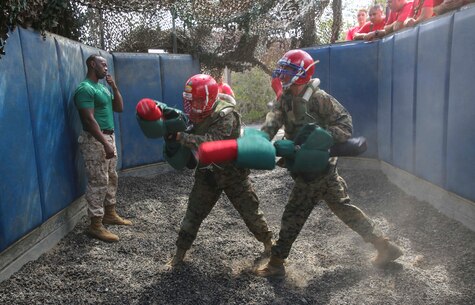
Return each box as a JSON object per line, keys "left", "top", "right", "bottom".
{"left": 370, "top": 0, "right": 414, "bottom": 39}
{"left": 434, "top": 0, "right": 474, "bottom": 15}
{"left": 346, "top": 9, "right": 368, "bottom": 41}
{"left": 353, "top": 5, "right": 386, "bottom": 41}
{"left": 404, "top": 0, "right": 444, "bottom": 27}
{"left": 218, "top": 82, "right": 235, "bottom": 97}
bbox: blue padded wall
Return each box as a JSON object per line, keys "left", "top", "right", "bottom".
{"left": 391, "top": 28, "right": 418, "bottom": 173}
{"left": 159, "top": 54, "right": 200, "bottom": 111}
{"left": 414, "top": 16, "right": 453, "bottom": 188}
{"left": 0, "top": 29, "right": 42, "bottom": 251}
{"left": 446, "top": 7, "right": 475, "bottom": 201}
{"left": 19, "top": 28, "right": 75, "bottom": 221}
{"left": 305, "top": 46, "right": 330, "bottom": 92}
{"left": 80, "top": 46, "right": 123, "bottom": 170}
{"left": 55, "top": 35, "right": 88, "bottom": 201}
{"left": 113, "top": 53, "right": 164, "bottom": 169}
{"left": 329, "top": 42, "right": 379, "bottom": 157}
{"left": 377, "top": 37, "right": 394, "bottom": 163}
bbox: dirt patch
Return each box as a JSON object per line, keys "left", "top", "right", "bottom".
{"left": 1, "top": 167, "right": 474, "bottom": 305}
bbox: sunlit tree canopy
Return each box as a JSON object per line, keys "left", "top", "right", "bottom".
{"left": 1, "top": 0, "right": 345, "bottom": 73}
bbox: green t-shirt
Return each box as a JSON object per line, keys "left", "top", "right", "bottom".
{"left": 74, "top": 78, "right": 114, "bottom": 130}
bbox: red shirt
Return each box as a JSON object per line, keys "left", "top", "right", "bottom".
{"left": 218, "top": 82, "right": 234, "bottom": 97}
{"left": 357, "top": 20, "right": 386, "bottom": 34}
{"left": 346, "top": 25, "right": 363, "bottom": 41}
{"left": 411, "top": 0, "right": 444, "bottom": 18}
{"left": 386, "top": 1, "right": 414, "bottom": 25}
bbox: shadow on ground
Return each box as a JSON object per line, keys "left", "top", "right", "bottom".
{"left": 0, "top": 167, "right": 474, "bottom": 305}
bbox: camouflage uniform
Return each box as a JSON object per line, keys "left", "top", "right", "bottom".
{"left": 78, "top": 131, "right": 118, "bottom": 217}
{"left": 175, "top": 99, "right": 272, "bottom": 251}
{"left": 261, "top": 80, "right": 384, "bottom": 260}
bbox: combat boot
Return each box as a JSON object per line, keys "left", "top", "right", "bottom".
{"left": 255, "top": 256, "right": 285, "bottom": 277}
{"left": 371, "top": 237, "right": 403, "bottom": 266}
{"left": 103, "top": 205, "right": 132, "bottom": 225}
{"left": 87, "top": 216, "right": 119, "bottom": 242}
{"left": 167, "top": 247, "right": 187, "bottom": 267}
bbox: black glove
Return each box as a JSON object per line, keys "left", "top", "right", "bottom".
{"left": 329, "top": 137, "right": 367, "bottom": 157}
{"left": 166, "top": 133, "right": 178, "bottom": 142}
{"left": 164, "top": 135, "right": 181, "bottom": 156}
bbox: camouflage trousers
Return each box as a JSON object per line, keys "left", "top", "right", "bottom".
{"left": 176, "top": 167, "right": 273, "bottom": 251}
{"left": 78, "top": 131, "right": 118, "bottom": 217}
{"left": 272, "top": 167, "right": 384, "bottom": 260}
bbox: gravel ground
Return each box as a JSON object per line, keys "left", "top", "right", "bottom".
{"left": 1, "top": 166, "right": 474, "bottom": 305}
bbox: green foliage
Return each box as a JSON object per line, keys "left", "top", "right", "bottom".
{"left": 1, "top": 0, "right": 84, "bottom": 56}
{"left": 232, "top": 67, "right": 275, "bottom": 124}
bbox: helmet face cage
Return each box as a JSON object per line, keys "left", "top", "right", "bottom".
{"left": 182, "top": 74, "right": 218, "bottom": 123}
{"left": 272, "top": 50, "right": 316, "bottom": 89}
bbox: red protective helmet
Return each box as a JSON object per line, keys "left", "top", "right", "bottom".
{"left": 272, "top": 49, "right": 318, "bottom": 89}
{"left": 183, "top": 74, "right": 219, "bottom": 123}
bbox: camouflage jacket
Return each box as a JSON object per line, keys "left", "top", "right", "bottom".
{"left": 261, "top": 79, "right": 353, "bottom": 143}
{"left": 179, "top": 99, "right": 249, "bottom": 183}
{"left": 179, "top": 99, "right": 240, "bottom": 149}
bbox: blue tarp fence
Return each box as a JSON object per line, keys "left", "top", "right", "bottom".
{"left": 1, "top": 5, "right": 474, "bottom": 252}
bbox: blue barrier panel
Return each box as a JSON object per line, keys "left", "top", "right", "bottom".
{"left": 378, "top": 37, "right": 393, "bottom": 162}
{"left": 55, "top": 36, "right": 88, "bottom": 199}
{"left": 329, "top": 42, "right": 379, "bottom": 157}
{"left": 446, "top": 7, "right": 475, "bottom": 201}
{"left": 159, "top": 54, "right": 200, "bottom": 111}
{"left": 19, "top": 28, "right": 77, "bottom": 221}
{"left": 0, "top": 29, "right": 43, "bottom": 251}
{"left": 391, "top": 28, "right": 418, "bottom": 173}
{"left": 414, "top": 16, "right": 453, "bottom": 188}
{"left": 305, "top": 46, "right": 330, "bottom": 92}
{"left": 113, "top": 53, "right": 164, "bottom": 168}
{"left": 80, "top": 46, "right": 123, "bottom": 170}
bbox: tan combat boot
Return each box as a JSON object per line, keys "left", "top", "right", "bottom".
{"left": 87, "top": 216, "right": 119, "bottom": 242}
{"left": 166, "top": 248, "right": 187, "bottom": 267}
{"left": 255, "top": 256, "right": 286, "bottom": 277}
{"left": 372, "top": 237, "right": 403, "bottom": 266}
{"left": 103, "top": 205, "right": 132, "bottom": 225}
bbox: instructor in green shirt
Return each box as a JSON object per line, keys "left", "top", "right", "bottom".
{"left": 74, "top": 54, "right": 132, "bottom": 243}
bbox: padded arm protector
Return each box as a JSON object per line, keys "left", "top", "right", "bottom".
{"left": 163, "top": 140, "right": 192, "bottom": 170}
{"left": 136, "top": 99, "right": 190, "bottom": 139}
{"left": 285, "top": 124, "right": 334, "bottom": 174}
{"left": 235, "top": 128, "right": 276, "bottom": 170}
{"left": 137, "top": 115, "right": 167, "bottom": 138}
{"left": 198, "top": 128, "right": 276, "bottom": 170}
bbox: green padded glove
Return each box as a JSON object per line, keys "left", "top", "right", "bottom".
{"left": 136, "top": 101, "right": 189, "bottom": 138}
{"left": 274, "top": 140, "right": 296, "bottom": 158}
{"left": 235, "top": 128, "right": 276, "bottom": 170}
{"left": 162, "top": 106, "right": 189, "bottom": 134}
{"left": 136, "top": 114, "right": 167, "bottom": 138}
{"left": 286, "top": 124, "right": 334, "bottom": 174}
{"left": 163, "top": 140, "right": 192, "bottom": 170}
